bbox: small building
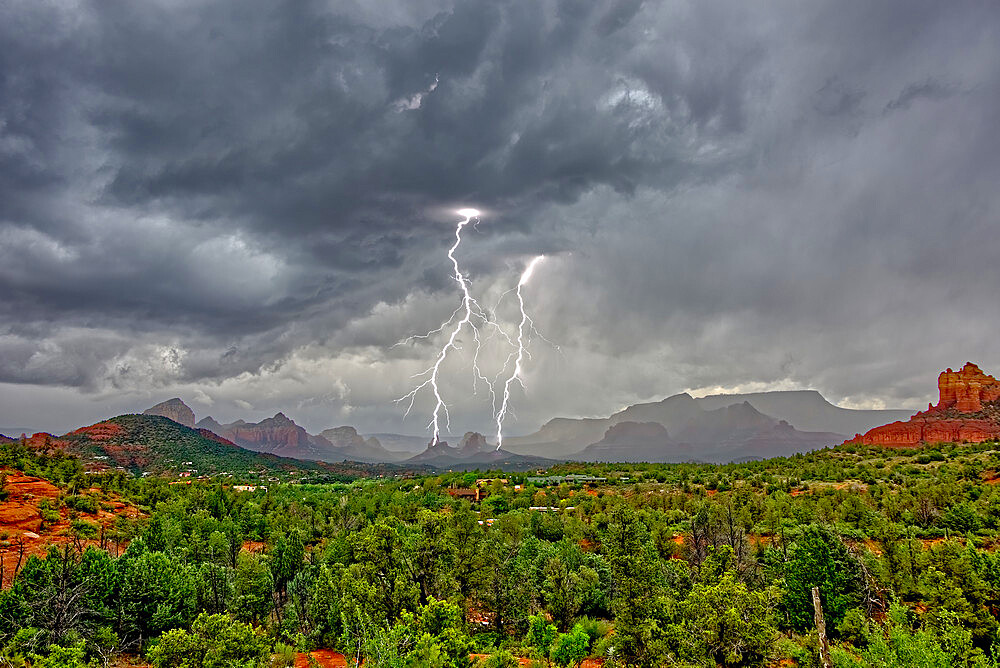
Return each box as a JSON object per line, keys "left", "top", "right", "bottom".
{"left": 447, "top": 487, "right": 488, "bottom": 502}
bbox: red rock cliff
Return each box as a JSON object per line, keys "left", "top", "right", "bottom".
{"left": 936, "top": 362, "right": 1000, "bottom": 413}
{"left": 847, "top": 362, "right": 1000, "bottom": 447}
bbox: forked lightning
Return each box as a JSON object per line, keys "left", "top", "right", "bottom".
{"left": 494, "top": 255, "right": 544, "bottom": 450}
{"left": 397, "top": 209, "right": 491, "bottom": 444}
{"left": 398, "top": 208, "right": 550, "bottom": 449}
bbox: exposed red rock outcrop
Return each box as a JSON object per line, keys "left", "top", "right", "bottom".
{"left": 69, "top": 421, "right": 125, "bottom": 440}
{"left": 143, "top": 398, "right": 196, "bottom": 428}
{"left": 222, "top": 413, "right": 315, "bottom": 453}
{"left": 847, "top": 362, "right": 1000, "bottom": 447}
{"left": 0, "top": 469, "right": 143, "bottom": 588}
{"left": 937, "top": 362, "right": 1000, "bottom": 413}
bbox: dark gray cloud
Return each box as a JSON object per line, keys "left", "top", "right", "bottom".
{"left": 2, "top": 0, "right": 1000, "bottom": 435}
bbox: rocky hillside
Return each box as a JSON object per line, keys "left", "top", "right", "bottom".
{"left": 847, "top": 362, "right": 1000, "bottom": 447}
{"left": 200, "top": 412, "right": 327, "bottom": 459}
{"left": 0, "top": 470, "right": 143, "bottom": 587}
{"left": 49, "top": 414, "right": 330, "bottom": 476}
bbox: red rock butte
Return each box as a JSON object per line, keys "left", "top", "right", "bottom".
{"left": 938, "top": 362, "right": 1000, "bottom": 412}
{"left": 847, "top": 362, "right": 1000, "bottom": 447}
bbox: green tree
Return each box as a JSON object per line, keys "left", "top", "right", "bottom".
{"left": 148, "top": 612, "right": 269, "bottom": 668}
{"left": 550, "top": 624, "right": 590, "bottom": 668}
{"left": 233, "top": 552, "right": 274, "bottom": 624}
{"left": 780, "top": 525, "right": 862, "bottom": 632}
{"left": 525, "top": 613, "right": 557, "bottom": 656}
{"left": 29, "top": 643, "right": 87, "bottom": 668}
{"left": 119, "top": 548, "right": 198, "bottom": 642}
{"left": 831, "top": 604, "right": 988, "bottom": 668}
{"left": 602, "top": 507, "right": 668, "bottom": 666}
{"left": 482, "top": 649, "right": 520, "bottom": 668}
{"left": 539, "top": 541, "right": 602, "bottom": 631}
{"left": 668, "top": 573, "right": 778, "bottom": 667}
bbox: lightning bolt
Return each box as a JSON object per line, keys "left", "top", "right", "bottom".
{"left": 397, "top": 208, "right": 495, "bottom": 444}
{"left": 494, "top": 255, "right": 545, "bottom": 450}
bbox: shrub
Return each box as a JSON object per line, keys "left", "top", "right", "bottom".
{"left": 550, "top": 625, "right": 590, "bottom": 668}
{"left": 147, "top": 613, "right": 269, "bottom": 668}
{"left": 64, "top": 495, "right": 99, "bottom": 514}
{"left": 573, "top": 616, "right": 611, "bottom": 645}
{"left": 482, "top": 649, "right": 520, "bottom": 668}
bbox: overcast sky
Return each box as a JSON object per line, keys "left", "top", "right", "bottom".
{"left": 2, "top": 0, "right": 999, "bottom": 437}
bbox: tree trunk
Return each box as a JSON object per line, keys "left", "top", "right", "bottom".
{"left": 812, "top": 586, "right": 832, "bottom": 668}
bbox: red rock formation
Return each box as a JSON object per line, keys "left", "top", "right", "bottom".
{"left": 223, "top": 413, "right": 313, "bottom": 452}
{"left": 847, "top": 362, "right": 1000, "bottom": 447}
{"left": 144, "top": 398, "right": 196, "bottom": 428}
{"left": 69, "top": 422, "right": 125, "bottom": 440}
{"left": 935, "top": 362, "right": 1000, "bottom": 413}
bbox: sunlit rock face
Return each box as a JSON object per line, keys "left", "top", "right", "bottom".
{"left": 847, "top": 363, "right": 1000, "bottom": 447}
{"left": 936, "top": 362, "right": 1000, "bottom": 413}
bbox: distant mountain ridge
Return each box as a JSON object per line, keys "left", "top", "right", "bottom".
{"left": 143, "top": 398, "right": 403, "bottom": 463}
{"left": 573, "top": 402, "right": 844, "bottom": 463}
{"left": 135, "top": 388, "right": 920, "bottom": 466}
{"left": 693, "top": 390, "right": 912, "bottom": 435}
{"left": 505, "top": 389, "right": 907, "bottom": 462}
{"left": 406, "top": 432, "right": 557, "bottom": 470}
{"left": 366, "top": 433, "right": 444, "bottom": 454}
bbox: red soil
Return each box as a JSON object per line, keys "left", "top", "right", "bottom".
{"left": 242, "top": 540, "right": 266, "bottom": 553}
{"left": 70, "top": 421, "right": 125, "bottom": 440}
{"left": 0, "top": 470, "right": 142, "bottom": 587}
{"left": 470, "top": 654, "right": 532, "bottom": 666}
{"left": 295, "top": 650, "right": 349, "bottom": 667}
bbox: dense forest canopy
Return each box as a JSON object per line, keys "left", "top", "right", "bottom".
{"left": 5, "top": 438, "right": 1000, "bottom": 667}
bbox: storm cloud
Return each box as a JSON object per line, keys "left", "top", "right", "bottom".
{"left": 2, "top": 0, "right": 999, "bottom": 435}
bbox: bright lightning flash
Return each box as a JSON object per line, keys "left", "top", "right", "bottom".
{"left": 494, "top": 255, "right": 545, "bottom": 450}
{"left": 397, "top": 209, "right": 493, "bottom": 444}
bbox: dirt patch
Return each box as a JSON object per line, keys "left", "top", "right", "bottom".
{"left": 747, "top": 533, "right": 775, "bottom": 548}
{"left": 864, "top": 539, "right": 884, "bottom": 555}
{"left": 242, "top": 540, "right": 266, "bottom": 553}
{"left": 470, "top": 656, "right": 603, "bottom": 667}
{"left": 295, "top": 650, "right": 348, "bottom": 667}
{"left": 471, "top": 654, "right": 534, "bottom": 666}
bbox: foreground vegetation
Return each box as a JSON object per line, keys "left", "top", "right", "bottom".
{"left": 5, "top": 437, "right": 1000, "bottom": 666}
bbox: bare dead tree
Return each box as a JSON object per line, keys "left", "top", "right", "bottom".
{"left": 812, "top": 586, "right": 833, "bottom": 668}
{"left": 29, "top": 544, "right": 97, "bottom": 645}
{"left": 13, "top": 535, "right": 25, "bottom": 580}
